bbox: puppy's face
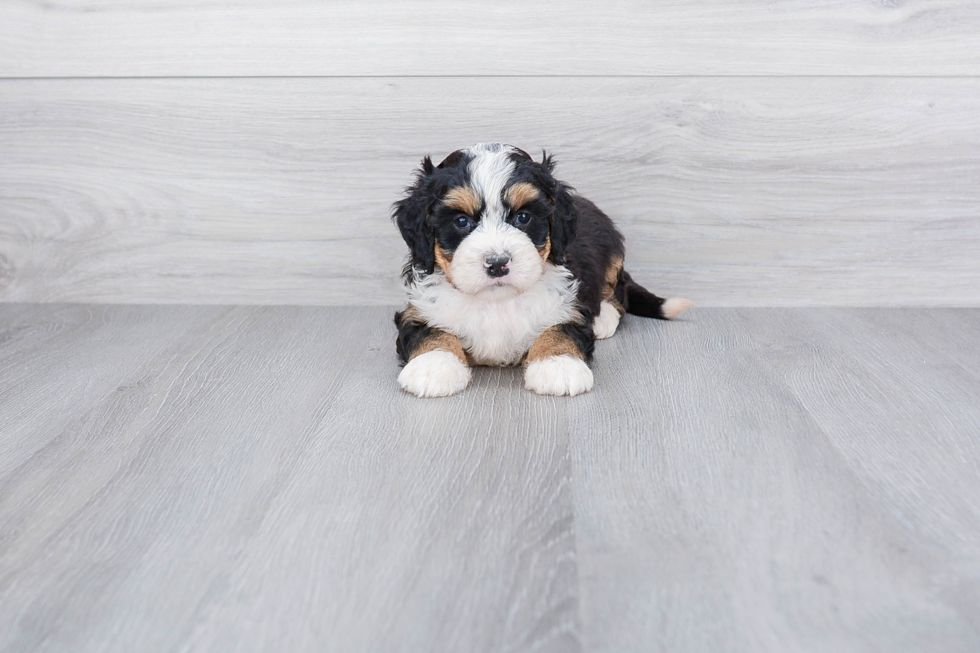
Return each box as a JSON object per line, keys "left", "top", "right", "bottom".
{"left": 393, "top": 143, "right": 577, "bottom": 297}
{"left": 431, "top": 145, "right": 554, "bottom": 295}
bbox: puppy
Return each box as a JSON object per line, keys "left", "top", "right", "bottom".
{"left": 393, "top": 143, "right": 692, "bottom": 397}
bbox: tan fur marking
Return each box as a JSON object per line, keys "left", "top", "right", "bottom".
{"left": 399, "top": 305, "right": 467, "bottom": 364}
{"left": 400, "top": 305, "right": 422, "bottom": 323}
{"left": 506, "top": 182, "right": 541, "bottom": 210}
{"left": 525, "top": 326, "right": 583, "bottom": 364}
{"left": 601, "top": 255, "right": 624, "bottom": 306}
{"left": 443, "top": 185, "right": 481, "bottom": 215}
{"left": 605, "top": 256, "right": 623, "bottom": 285}
{"left": 411, "top": 330, "right": 467, "bottom": 364}
{"left": 434, "top": 243, "right": 454, "bottom": 284}
{"left": 606, "top": 296, "right": 625, "bottom": 316}
{"left": 539, "top": 236, "right": 551, "bottom": 262}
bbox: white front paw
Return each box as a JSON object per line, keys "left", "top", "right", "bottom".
{"left": 398, "top": 350, "right": 471, "bottom": 398}
{"left": 524, "top": 355, "right": 594, "bottom": 396}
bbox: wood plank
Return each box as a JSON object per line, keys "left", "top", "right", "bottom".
{"left": 737, "top": 308, "right": 980, "bottom": 643}
{"left": 849, "top": 308, "right": 980, "bottom": 383}
{"left": 0, "top": 305, "right": 580, "bottom": 652}
{"left": 2, "top": 1, "right": 980, "bottom": 77}
{"left": 2, "top": 77, "right": 978, "bottom": 307}
{"left": 0, "top": 303, "right": 215, "bottom": 477}
{"left": 741, "top": 307, "right": 980, "bottom": 542}
{"left": 4, "top": 305, "right": 980, "bottom": 650}
{"left": 570, "top": 308, "right": 980, "bottom": 652}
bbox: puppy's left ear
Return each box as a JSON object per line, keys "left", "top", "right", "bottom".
{"left": 392, "top": 156, "right": 436, "bottom": 275}
{"left": 540, "top": 151, "right": 577, "bottom": 265}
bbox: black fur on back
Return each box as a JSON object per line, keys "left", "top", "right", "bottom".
{"left": 566, "top": 195, "right": 670, "bottom": 320}
{"left": 563, "top": 196, "right": 624, "bottom": 321}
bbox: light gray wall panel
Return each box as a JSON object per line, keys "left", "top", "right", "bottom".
{"left": 2, "top": 0, "right": 979, "bottom": 77}
{"left": 2, "top": 77, "right": 978, "bottom": 306}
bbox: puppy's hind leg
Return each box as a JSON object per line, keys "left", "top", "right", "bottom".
{"left": 595, "top": 256, "right": 625, "bottom": 339}
{"left": 593, "top": 300, "right": 623, "bottom": 340}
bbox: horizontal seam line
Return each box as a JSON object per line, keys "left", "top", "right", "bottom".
{"left": 2, "top": 74, "right": 980, "bottom": 81}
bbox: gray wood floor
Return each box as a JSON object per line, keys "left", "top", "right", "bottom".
{"left": 1, "top": 304, "right": 979, "bottom": 652}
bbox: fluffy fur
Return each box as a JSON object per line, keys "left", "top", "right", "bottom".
{"left": 398, "top": 350, "right": 471, "bottom": 398}
{"left": 393, "top": 143, "right": 692, "bottom": 397}
{"left": 524, "top": 354, "right": 594, "bottom": 397}
{"left": 593, "top": 300, "right": 622, "bottom": 340}
{"left": 406, "top": 265, "right": 579, "bottom": 366}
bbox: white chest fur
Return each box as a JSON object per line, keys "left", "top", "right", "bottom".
{"left": 406, "top": 265, "right": 580, "bottom": 366}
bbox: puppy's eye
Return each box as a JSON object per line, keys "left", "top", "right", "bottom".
{"left": 454, "top": 215, "right": 471, "bottom": 229}
{"left": 515, "top": 212, "right": 531, "bottom": 225}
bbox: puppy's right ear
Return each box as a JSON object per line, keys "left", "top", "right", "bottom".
{"left": 392, "top": 156, "right": 436, "bottom": 275}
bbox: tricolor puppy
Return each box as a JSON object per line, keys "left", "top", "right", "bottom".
{"left": 393, "top": 143, "right": 692, "bottom": 397}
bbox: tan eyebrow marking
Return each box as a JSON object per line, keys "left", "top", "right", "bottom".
{"left": 443, "top": 185, "right": 481, "bottom": 215}
{"left": 505, "top": 182, "right": 541, "bottom": 210}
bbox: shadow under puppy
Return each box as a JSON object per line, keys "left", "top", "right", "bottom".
{"left": 393, "top": 143, "right": 692, "bottom": 397}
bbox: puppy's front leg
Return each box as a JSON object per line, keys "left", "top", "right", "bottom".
{"left": 524, "top": 323, "right": 595, "bottom": 397}
{"left": 395, "top": 307, "right": 471, "bottom": 398}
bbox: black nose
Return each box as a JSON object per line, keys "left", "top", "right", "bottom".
{"left": 484, "top": 254, "right": 510, "bottom": 278}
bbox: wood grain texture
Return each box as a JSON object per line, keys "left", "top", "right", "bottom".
{"left": 3, "top": 305, "right": 980, "bottom": 651}
{"left": 571, "top": 307, "right": 980, "bottom": 652}
{"left": 2, "top": 0, "right": 980, "bottom": 77}
{"left": 853, "top": 308, "right": 980, "bottom": 381}
{"left": 0, "top": 304, "right": 213, "bottom": 478}
{"left": 2, "top": 77, "right": 978, "bottom": 307}
{"left": 0, "top": 304, "right": 580, "bottom": 653}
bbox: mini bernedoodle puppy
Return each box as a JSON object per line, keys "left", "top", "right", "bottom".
{"left": 393, "top": 143, "right": 692, "bottom": 398}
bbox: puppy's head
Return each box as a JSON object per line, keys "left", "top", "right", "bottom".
{"left": 393, "top": 143, "right": 577, "bottom": 296}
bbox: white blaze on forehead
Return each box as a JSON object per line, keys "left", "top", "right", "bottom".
{"left": 465, "top": 143, "right": 517, "bottom": 226}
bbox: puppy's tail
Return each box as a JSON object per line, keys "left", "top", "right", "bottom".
{"left": 617, "top": 268, "right": 694, "bottom": 320}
